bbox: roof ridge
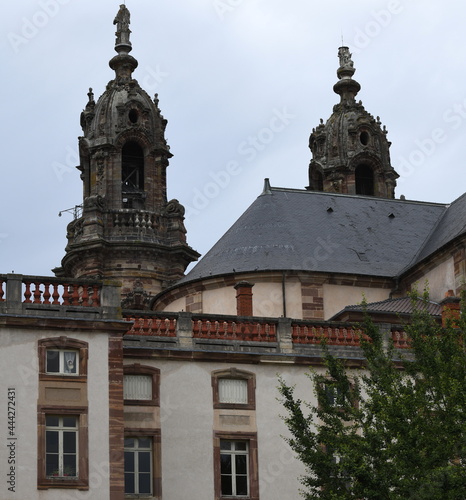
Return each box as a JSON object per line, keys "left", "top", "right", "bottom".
{"left": 268, "top": 186, "right": 448, "bottom": 207}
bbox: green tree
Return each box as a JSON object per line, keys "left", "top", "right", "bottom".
{"left": 279, "top": 291, "right": 466, "bottom": 499}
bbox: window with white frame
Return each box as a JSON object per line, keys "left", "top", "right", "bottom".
{"left": 46, "top": 349, "right": 78, "bottom": 375}
{"left": 45, "top": 416, "right": 78, "bottom": 477}
{"left": 123, "top": 374, "right": 152, "bottom": 401}
{"left": 220, "top": 440, "right": 249, "bottom": 497}
{"left": 124, "top": 437, "right": 152, "bottom": 495}
{"left": 218, "top": 378, "right": 248, "bottom": 404}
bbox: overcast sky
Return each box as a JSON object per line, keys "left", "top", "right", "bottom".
{"left": 1, "top": 0, "right": 465, "bottom": 277}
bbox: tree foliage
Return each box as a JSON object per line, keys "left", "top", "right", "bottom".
{"left": 279, "top": 291, "right": 466, "bottom": 499}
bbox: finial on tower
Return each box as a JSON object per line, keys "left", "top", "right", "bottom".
{"left": 334, "top": 46, "right": 360, "bottom": 103}
{"left": 109, "top": 4, "right": 137, "bottom": 82}
{"left": 337, "top": 46, "right": 355, "bottom": 79}
{"left": 114, "top": 4, "right": 132, "bottom": 53}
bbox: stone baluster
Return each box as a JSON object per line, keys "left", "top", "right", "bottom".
{"left": 33, "top": 282, "right": 42, "bottom": 304}
{"left": 24, "top": 281, "right": 32, "bottom": 303}
{"left": 52, "top": 283, "right": 60, "bottom": 305}
{"left": 43, "top": 283, "right": 51, "bottom": 304}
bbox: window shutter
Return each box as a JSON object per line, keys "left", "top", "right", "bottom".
{"left": 124, "top": 375, "right": 152, "bottom": 400}
{"left": 218, "top": 378, "right": 248, "bottom": 404}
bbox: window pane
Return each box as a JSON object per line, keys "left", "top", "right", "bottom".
{"left": 234, "top": 441, "right": 247, "bottom": 451}
{"left": 46, "top": 430, "right": 59, "bottom": 453}
{"left": 124, "top": 451, "right": 135, "bottom": 472}
{"left": 138, "top": 451, "right": 151, "bottom": 473}
{"left": 124, "top": 438, "right": 135, "bottom": 449}
{"left": 45, "top": 415, "right": 59, "bottom": 427}
{"left": 219, "top": 378, "right": 248, "bottom": 404}
{"left": 236, "top": 454, "right": 247, "bottom": 474}
{"left": 63, "top": 455, "right": 77, "bottom": 476}
{"left": 220, "top": 440, "right": 231, "bottom": 450}
{"left": 125, "top": 473, "right": 135, "bottom": 494}
{"left": 46, "top": 454, "right": 59, "bottom": 475}
{"left": 63, "top": 431, "right": 76, "bottom": 453}
{"left": 63, "top": 416, "right": 77, "bottom": 428}
{"left": 64, "top": 351, "right": 77, "bottom": 374}
{"left": 236, "top": 475, "right": 248, "bottom": 495}
{"left": 220, "top": 454, "right": 232, "bottom": 474}
{"left": 46, "top": 351, "right": 60, "bottom": 373}
{"left": 139, "top": 472, "right": 151, "bottom": 494}
{"left": 138, "top": 438, "right": 151, "bottom": 449}
{"left": 124, "top": 375, "right": 152, "bottom": 400}
{"left": 221, "top": 475, "right": 233, "bottom": 495}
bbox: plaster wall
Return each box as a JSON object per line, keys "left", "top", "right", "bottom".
{"left": 162, "top": 296, "right": 185, "bottom": 313}
{"left": 323, "top": 284, "right": 390, "bottom": 320}
{"left": 138, "top": 358, "right": 329, "bottom": 499}
{"left": 202, "top": 286, "right": 236, "bottom": 315}
{"left": 0, "top": 327, "right": 110, "bottom": 500}
{"left": 411, "top": 257, "right": 455, "bottom": 302}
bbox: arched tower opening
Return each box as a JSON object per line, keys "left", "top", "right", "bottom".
{"left": 122, "top": 141, "right": 144, "bottom": 208}
{"left": 355, "top": 164, "right": 374, "bottom": 196}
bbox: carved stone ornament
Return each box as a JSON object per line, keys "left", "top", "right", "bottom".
{"left": 84, "top": 195, "right": 105, "bottom": 211}
{"left": 338, "top": 46, "right": 354, "bottom": 69}
{"left": 165, "top": 199, "right": 185, "bottom": 217}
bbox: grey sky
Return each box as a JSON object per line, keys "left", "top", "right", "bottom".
{"left": 2, "top": 0, "right": 465, "bottom": 277}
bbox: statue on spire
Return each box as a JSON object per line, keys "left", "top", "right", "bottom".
{"left": 114, "top": 4, "right": 131, "bottom": 47}
{"left": 338, "top": 47, "right": 353, "bottom": 70}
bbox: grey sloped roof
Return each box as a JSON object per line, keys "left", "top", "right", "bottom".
{"left": 332, "top": 296, "right": 442, "bottom": 318}
{"left": 180, "top": 187, "right": 447, "bottom": 284}
{"left": 415, "top": 192, "right": 466, "bottom": 263}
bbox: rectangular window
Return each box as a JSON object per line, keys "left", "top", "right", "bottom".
{"left": 45, "top": 416, "right": 78, "bottom": 478}
{"left": 218, "top": 379, "right": 248, "bottom": 405}
{"left": 220, "top": 440, "right": 249, "bottom": 497}
{"left": 124, "top": 437, "right": 152, "bottom": 495}
{"left": 124, "top": 375, "right": 152, "bottom": 401}
{"left": 46, "top": 350, "right": 78, "bottom": 375}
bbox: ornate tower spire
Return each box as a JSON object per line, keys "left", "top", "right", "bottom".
{"left": 55, "top": 6, "right": 199, "bottom": 309}
{"left": 110, "top": 5, "right": 138, "bottom": 84}
{"left": 307, "top": 47, "right": 398, "bottom": 198}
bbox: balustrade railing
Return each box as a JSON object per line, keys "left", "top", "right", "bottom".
{"left": 192, "top": 318, "right": 277, "bottom": 342}
{"left": 0, "top": 275, "right": 102, "bottom": 307}
{"left": 292, "top": 323, "right": 363, "bottom": 346}
{"left": 391, "top": 329, "right": 410, "bottom": 348}
{"left": 22, "top": 279, "right": 100, "bottom": 306}
{"left": 124, "top": 315, "right": 177, "bottom": 337}
{"left": 113, "top": 210, "right": 156, "bottom": 230}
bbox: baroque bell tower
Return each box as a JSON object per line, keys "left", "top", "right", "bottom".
{"left": 55, "top": 5, "right": 199, "bottom": 308}
{"left": 308, "top": 47, "right": 398, "bottom": 198}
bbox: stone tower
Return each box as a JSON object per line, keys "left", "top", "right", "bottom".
{"left": 307, "top": 47, "right": 398, "bottom": 198}
{"left": 55, "top": 5, "right": 199, "bottom": 309}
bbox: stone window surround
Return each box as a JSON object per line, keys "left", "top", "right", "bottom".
{"left": 37, "top": 406, "right": 89, "bottom": 490}
{"left": 38, "top": 337, "right": 88, "bottom": 382}
{"left": 124, "top": 428, "right": 162, "bottom": 499}
{"left": 212, "top": 368, "right": 256, "bottom": 410}
{"left": 213, "top": 431, "right": 259, "bottom": 500}
{"left": 123, "top": 364, "right": 160, "bottom": 407}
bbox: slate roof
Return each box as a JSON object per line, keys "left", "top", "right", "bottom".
{"left": 180, "top": 186, "right": 458, "bottom": 284}
{"left": 330, "top": 296, "right": 442, "bottom": 320}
